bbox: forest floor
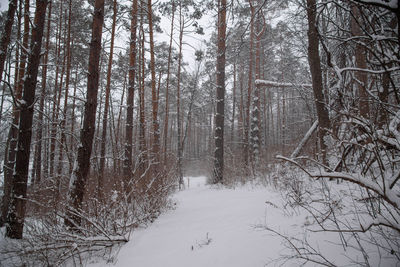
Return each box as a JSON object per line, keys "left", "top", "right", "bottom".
{"left": 87, "top": 175, "right": 354, "bottom": 267}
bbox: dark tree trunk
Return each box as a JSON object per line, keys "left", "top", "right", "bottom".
{"left": 245, "top": 0, "right": 255, "bottom": 167}
{"left": 32, "top": 1, "right": 52, "bottom": 185}
{"left": 138, "top": 19, "right": 148, "bottom": 189}
{"left": 163, "top": 0, "right": 175, "bottom": 165}
{"left": 306, "top": 0, "right": 330, "bottom": 164}
{"left": 6, "top": 0, "right": 48, "bottom": 239}
{"left": 99, "top": 0, "right": 117, "bottom": 198}
{"left": 123, "top": 0, "right": 138, "bottom": 195}
{"left": 176, "top": 2, "right": 184, "bottom": 188}
{"left": 65, "top": 0, "right": 105, "bottom": 228}
{"left": 1, "top": 0, "right": 29, "bottom": 227}
{"left": 213, "top": 0, "right": 226, "bottom": 184}
{"left": 0, "top": 0, "right": 18, "bottom": 86}
{"left": 351, "top": 5, "right": 369, "bottom": 118}
{"left": 147, "top": 0, "right": 160, "bottom": 172}
{"left": 56, "top": 0, "right": 73, "bottom": 202}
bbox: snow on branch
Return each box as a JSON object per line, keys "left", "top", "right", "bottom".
{"left": 255, "top": 79, "right": 312, "bottom": 88}
{"left": 290, "top": 120, "right": 318, "bottom": 158}
{"left": 276, "top": 155, "right": 400, "bottom": 211}
{"left": 352, "top": 0, "right": 398, "bottom": 11}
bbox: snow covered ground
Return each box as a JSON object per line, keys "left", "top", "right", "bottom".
{"left": 87, "top": 176, "right": 286, "bottom": 266}
{"left": 87, "top": 176, "right": 398, "bottom": 267}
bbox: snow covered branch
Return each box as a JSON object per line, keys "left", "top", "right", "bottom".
{"left": 254, "top": 79, "right": 312, "bottom": 88}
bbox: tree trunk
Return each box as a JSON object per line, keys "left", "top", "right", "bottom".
{"left": 251, "top": 3, "right": 264, "bottom": 162}
{"left": 231, "top": 62, "right": 236, "bottom": 148}
{"left": 56, "top": 0, "right": 73, "bottom": 202}
{"left": 99, "top": 0, "right": 117, "bottom": 198}
{"left": 123, "top": 0, "right": 138, "bottom": 195}
{"left": 306, "top": 0, "right": 330, "bottom": 164}
{"left": 245, "top": 1, "right": 255, "bottom": 167}
{"left": 213, "top": 0, "right": 226, "bottom": 184}
{"left": 138, "top": 19, "right": 148, "bottom": 187}
{"left": 163, "top": 0, "right": 175, "bottom": 165}
{"left": 65, "top": 0, "right": 105, "bottom": 229}
{"left": 49, "top": 1, "right": 64, "bottom": 179}
{"left": 6, "top": 0, "right": 48, "bottom": 239}
{"left": 32, "top": 1, "right": 52, "bottom": 185}
{"left": 1, "top": 0, "right": 29, "bottom": 227}
{"left": 0, "top": 0, "right": 18, "bottom": 92}
{"left": 176, "top": 2, "right": 184, "bottom": 188}
{"left": 147, "top": 0, "right": 161, "bottom": 175}
{"left": 351, "top": 4, "right": 369, "bottom": 118}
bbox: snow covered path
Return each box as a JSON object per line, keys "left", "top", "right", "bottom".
{"left": 91, "top": 176, "right": 290, "bottom": 267}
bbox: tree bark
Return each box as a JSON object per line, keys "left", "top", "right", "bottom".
{"left": 0, "top": 0, "right": 18, "bottom": 89}
{"left": 65, "top": 0, "right": 105, "bottom": 228}
{"left": 351, "top": 4, "right": 369, "bottom": 118}
{"left": 32, "top": 1, "right": 52, "bottom": 185}
{"left": 147, "top": 0, "right": 160, "bottom": 173}
{"left": 176, "top": 2, "right": 184, "bottom": 188}
{"left": 306, "top": 0, "right": 330, "bottom": 164}
{"left": 56, "top": 0, "right": 73, "bottom": 201}
{"left": 6, "top": 0, "right": 48, "bottom": 239}
{"left": 163, "top": 0, "right": 175, "bottom": 165}
{"left": 245, "top": 0, "right": 255, "bottom": 167}
{"left": 49, "top": 1, "right": 64, "bottom": 179}
{"left": 99, "top": 0, "right": 118, "bottom": 198}
{"left": 213, "top": 0, "right": 226, "bottom": 184}
{"left": 1, "top": 0, "right": 29, "bottom": 227}
{"left": 138, "top": 19, "right": 148, "bottom": 187}
{"left": 123, "top": 0, "right": 138, "bottom": 195}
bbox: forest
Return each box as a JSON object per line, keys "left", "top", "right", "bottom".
{"left": 0, "top": 0, "right": 399, "bottom": 265}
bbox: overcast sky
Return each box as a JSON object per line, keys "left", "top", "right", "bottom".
{"left": 0, "top": 0, "right": 8, "bottom": 12}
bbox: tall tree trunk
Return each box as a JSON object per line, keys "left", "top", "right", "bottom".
{"left": 213, "top": 0, "right": 226, "bottom": 184}
{"left": 245, "top": 1, "right": 255, "bottom": 167}
{"left": 1, "top": 0, "right": 30, "bottom": 227}
{"left": 69, "top": 68, "right": 78, "bottom": 163}
{"left": 0, "top": 0, "right": 18, "bottom": 91}
{"left": 147, "top": 0, "right": 160, "bottom": 176}
{"left": 6, "top": 0, "right": 48, "bottom": 239}
{"left": 99, "top": 0, "right": 117, "bottom": 198}
{"left": 251, "top": 4, "right": 265, "bottom": 162}
{"left": 138, "top": 19, "right": 148, "bottom": 187}
{"left": 32, "top": 1, "right": 52, "bottom": 185}
{"left": 123, "top": 0, "right": 138, "bottom": 195}
{"left": 49, "top": 1, "right": 64, "bottom": 179}
{"left": 55, "top": 0, "right": 73, "bottom": 204}
{"left": 306, "top": 0, "right": 330, "bottom": 164}
{"left": 0, "top": 0, "right": 21, "bottom": 127}
{"left": 238, "top": 63, "right": 244, "bottom": 146}
{"left": 176, "top": 2, "right": 184, "bottom": 188}
{"left": 163, "top": 0, "right": 175, "bottom": 165}
{"left": 351, "top": 4, "right": 369, "bottom": 118}
{"left": 231, "top": 62, "right": 236, "bottom": 147}
{"left": 65, "top": 0, "right": 105, "bottom": 228}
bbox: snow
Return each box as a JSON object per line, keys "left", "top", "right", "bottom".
{"left": 87, "top": 174, "right": 386, "bottom": 267}
{"left": 355, "top": 0, "right": 398, "bottom": 9}
{"left": 89, "top": 176, "right": 291, "bottom": 266}
{"left": 255, "top": 79, "right": 312, "bottom": 88}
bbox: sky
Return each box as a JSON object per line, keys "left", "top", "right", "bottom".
{"left": 0, "top": 0, "right": 7, "bottom": 12}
